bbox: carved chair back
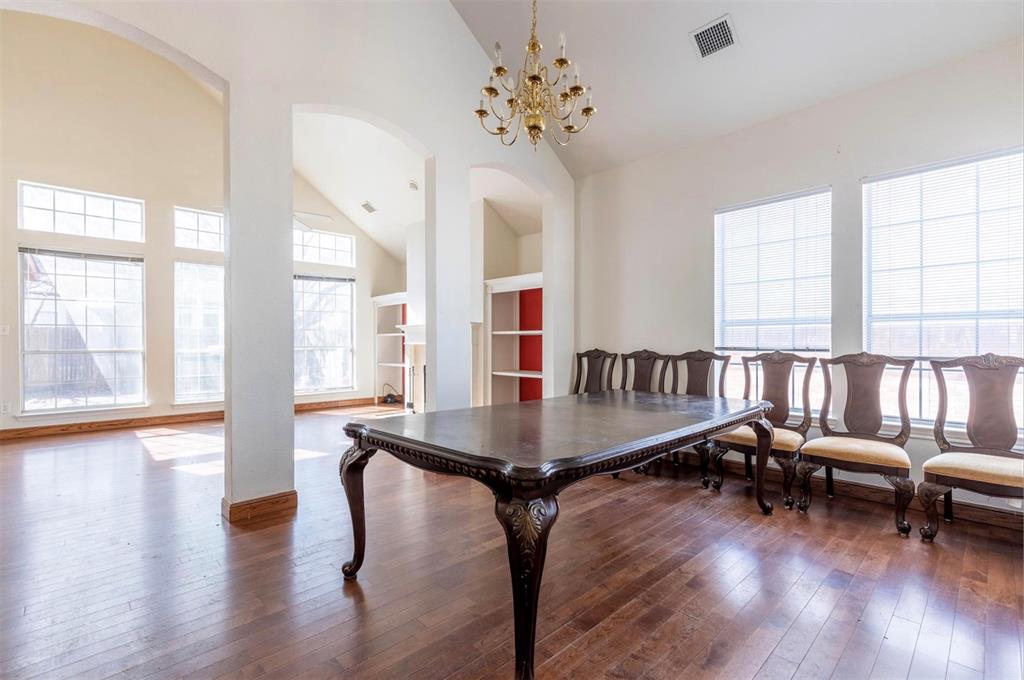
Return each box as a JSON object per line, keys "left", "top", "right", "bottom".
{"left": 663, "top": 350, "right": 730, "bottom": 397}
{"left": 573, "top": 348, "right": 617, "bottom": 394}
{"left": 620, "top": 349, "right": 671, "bottom": 392}
{"left": 819, "top": 352, "right": 915, "bottom": 446}
{"left": 931, "top": 354, "right": 1024, "bottom": 459}
{"left": 741, "top": 351, "right": 817, "bottom": 435}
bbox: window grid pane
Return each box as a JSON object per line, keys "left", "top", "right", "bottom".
{"left": 21, "top": 250, "right": 145, "bottom": 412}
{"left": 294, "top": 277, "right": 355, "bottom": 392}
{"left": 174, "top": 262, "right": 225, "bottom": 402}
{"left": 293, "top": 223, "right": 355, "bottom": 267}
{"left": 19, "top": 181, "right": 144, "bottom": 242}
{"left": 864, "top": 151, "right": 1024, "bottom": 423}
{"left": 174, "top": 207, "right": 224, "bottom": 252}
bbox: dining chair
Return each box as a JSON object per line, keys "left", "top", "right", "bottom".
{"left": 572, "top": 348, "right": 617, "bottom": 395}
{"left": 918, "top": 354, "right": 1024, "bottom": 541}
{"left": 795, "top": 352, "right": 917, "bottom": 535}
{"left": 706, "top": 351, "right": 816, "bottom": 508}
{"left": 663, "top": 350, "right": 731, "bottom": 478}
{"left": 620, "top": 349, "right": 672, "bottom": 392}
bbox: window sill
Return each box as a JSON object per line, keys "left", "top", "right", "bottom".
{"left": 14, "top": 404, "right": 150, "bottom": 420}
{"left": 295, "top": 388, "right": 358, "bottom": 399}
{"left": 172, "top": 400, "right": 224, "bottom": 409}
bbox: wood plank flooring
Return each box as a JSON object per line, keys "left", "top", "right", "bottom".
{"left": 1, "top": 407, "right": 1020, "bottom": 679}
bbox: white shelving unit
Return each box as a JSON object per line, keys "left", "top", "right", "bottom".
{"left": 372, "top": 291, "right": 407, "bottom": 406}
{"left": 484, "top": 272, "right": 543, "bottom": 405}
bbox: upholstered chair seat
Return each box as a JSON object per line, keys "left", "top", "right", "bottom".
{"left": 718, "top": 425, "right": 804, "bottom": 452}
{"left": 800, "top": 436, "right": 911, "bottom": 469}
{"left": 922, "top": 453, "right": 1024, "bottom": 489}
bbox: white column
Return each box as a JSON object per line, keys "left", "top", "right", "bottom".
{"left": 424, "top": 154, "right": 473, "bottom": 411}
{"left": 542, "top": 194, "right": 574, "bottom": 396}
{"left": 222, "top": 81, "right": 295, "bottom": 510}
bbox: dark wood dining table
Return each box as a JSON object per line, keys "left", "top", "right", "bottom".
{"left": 340, "top": 390, "right": 774, "bottom": 680}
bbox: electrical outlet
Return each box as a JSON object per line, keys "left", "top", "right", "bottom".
{"left": 0, "top": 403, "right": 11, "bottom": 415}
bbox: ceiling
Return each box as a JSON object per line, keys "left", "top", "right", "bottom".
{"left": 293, "top": 113, "right": 426, "bottom": 261}
{"left": 471, "top": 167, "right": 543, "bottom": 236}
{"left": 453, "top": 0, "right": 1024, "bottom": 178}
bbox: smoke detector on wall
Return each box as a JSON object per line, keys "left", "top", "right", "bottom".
{"left": 361, "top": 201, "right": 377, "bottom": 214}
{"left": 690, "top": 14, "right": 736, "bottom": 59}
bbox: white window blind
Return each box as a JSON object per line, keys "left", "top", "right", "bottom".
{"left": 174, "top": 207, "right": 224, "bottom": 252}
{"left": 714, "top": 189, "right": 832, "bottom": 406}
{"left": 294, "top": 275, "right": 355, "bottom": 392}
{"left": 293, "top": 223, "right": 355, "bottom": 267}
{"left": 19, "top": 181, "right": 144, "bottom": 242}
{"left": 864, "top": 150, "right": 1024, "bottom": 423}
{"left": 174, "top": 262, "right": 225, "bottom": 402}
{"left": 20, "top": 248, "right": 145, "bottom": 412}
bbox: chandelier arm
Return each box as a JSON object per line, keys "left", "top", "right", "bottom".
{"left": 488, "top": 99, "right": 515, "bottom": 123}
{"left": 569, "top": 115, "right": 592, "bottom": 133}
{"left": 552, "top": 125, "right": 573, "bottom": 146}
{"left": 499, "top": 120, "right": 522, "bottom": 146}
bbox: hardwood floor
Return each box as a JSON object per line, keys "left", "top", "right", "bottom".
{"left": 1, "top": 407, "right": 1020, "bottom": 679}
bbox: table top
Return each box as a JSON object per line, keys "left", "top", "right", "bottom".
{"left": 345, "top": 391, "right": 769, "bottom": 478}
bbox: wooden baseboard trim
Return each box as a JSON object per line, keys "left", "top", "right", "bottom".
{"left": 221, "top": 490, "right": 298, "bottom": 523}
{"left": 672, "top": 452, "right": 1022, "bottom": 535}
{"left": 1, "top": 396, "right": 380, "bottom": 441}
{"left": 294, "top": 397, "right": 376, "bottom": 413}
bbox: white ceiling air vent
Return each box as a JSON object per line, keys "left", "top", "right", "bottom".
{"left": 361, "top": 201, "right": 376, "bottom": 214}
{"left": 691, "top": 15, "right": 735, "bottom": 59}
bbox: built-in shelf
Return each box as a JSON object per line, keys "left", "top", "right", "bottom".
{"left": 372, "top": 292, "right": 408, "bottom": 407}
{"left": 492, "top": 330, "right": 543, "bottom": 336}
{"left": 377, "top": 331, "right": 404, "bottom": 337}
{"left": 378, "top": 362, "right": 405, "bottom": 368}
{"left": 492, "top": 370, "right": 542, "bottom": 379}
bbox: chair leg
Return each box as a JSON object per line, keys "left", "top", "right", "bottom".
{"left": 943, "top": 490, "right": 954, "bottom": 522}
{"left": 825, "top": 466, "right": 835, "bottom": 498}
{"left": 744, "top": 453, "right": 754, "bottom": 481}
{"left": 794, "top": 461, "right": 821, "bottom": 512}
{"left": 671, "top": 451, "right": 681, "bottom": 479}
{"left": 884, "top": 475, "right": 915, "bottom": 536}
{"left": 611, "top": 472, "right": 620, "bottom": 479}
{"left": 774, "top": 455, "right": 796, "bottom": 509}
{"left": 918, "top": 481, "right": 952, "bottom": 541}
{"left": 710, "top": 444, "right": 729, "bottom": 491}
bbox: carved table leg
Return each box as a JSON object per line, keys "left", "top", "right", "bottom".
{"left": 495, "top": 494, "right": 559, "bottom": 680}
{"left": 884, "top": 474, "right": 915, "bottom": 536}
{"left": 774, "top": 454, "right": 796, "bottom": 509}
{"left": 917, "top": 481, "right": 952, "bottom": 542}
{"left": 695, "top": 441, "right": 711, "bottom": 488}
{"left": 794, "top": 460, "right": 821, "bottom": 513}
{"left": 339, "top": 443, "right": 376, "bottom": 580}
{"left": 710, "top": 443, "right": 729, "bottom": 491}
{"left": 752, "top": 418, "right": 774, "bottom": 515}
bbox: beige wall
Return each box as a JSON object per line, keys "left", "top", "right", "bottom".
{"left": 576, "top": 38, "right": 1024, "bottom": 508}
{"left": 517, "top": 232, "right": 542, "bottom": 275}
{"left": 0, "top": 11, "right": 403, "bottom": 429}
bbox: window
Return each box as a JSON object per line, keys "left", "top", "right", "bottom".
{"left": 174, "top": 207, "right": 224, "bottom": 252}
{"left": 20, "top": 248, "right": 145, "bottom": 412}
{"left": 293, "top": 223, "right": 355, "bottom": 267}
{"left": 864, "top": 150, "right": 1024, "bottom": 423}
{"left": 174, "top": 262, "right": 224, "bottom": 402}
{"left": 294, "top": 275, "right": 355, "bottom": 392}
{"left": 714, "top": 189, "right": 832, "bottom": 404}
{"left": 19, "top": 181, "right": 144, "bottom": 242}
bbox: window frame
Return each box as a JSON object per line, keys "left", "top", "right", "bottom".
{"left": 862, "top": 147, "right": 1024, "bottom": 426}
{"left": 18, "top": 247, "right": 148, "bottom": 415}
{"left": 18, "top": 180, "right": 146, "bottom": 243}
{"left": 173, "top": 206, "right": 225, "bottom": 253}
{"left": 173, "top": 260, "right": 226, "bottom": 404}
{"left": 292, "top": 222, "right": 356, "bottom": 268}
{"left": 293, "top": 274, "right": 357, "bottom": 394}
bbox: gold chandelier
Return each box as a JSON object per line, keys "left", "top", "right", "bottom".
{"left": 474, "top": 0, "right": 595, "bottom": 148}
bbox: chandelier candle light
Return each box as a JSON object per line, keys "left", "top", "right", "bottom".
{"left": 475, "top": 0, "right": 595, "bottom": 147}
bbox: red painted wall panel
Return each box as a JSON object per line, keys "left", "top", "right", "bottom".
{"left": 519, "top": 288, "right": 543, "bottom": 401}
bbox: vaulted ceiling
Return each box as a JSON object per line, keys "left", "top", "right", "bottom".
{"left": 453, "top": 0, "right": 1024, "bottom": 177}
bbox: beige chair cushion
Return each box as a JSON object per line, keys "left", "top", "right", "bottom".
{"left": 923, "top": 452, "right": 1024, "bottom": 488}
{"left": 801, "top": 436, "right": 911, "bottom": 469}
{"left": 715, "top": 425, "right": 804, "bottom": 452}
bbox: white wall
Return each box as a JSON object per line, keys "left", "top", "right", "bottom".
{"left": 577, "top": 38, "right": 1024, "bottom": 509}
{"left": 518, "top": 232, "right": 542, "bottom": 275}
{"left": 0, "top": 11, "right": 404, "bottom": 431}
